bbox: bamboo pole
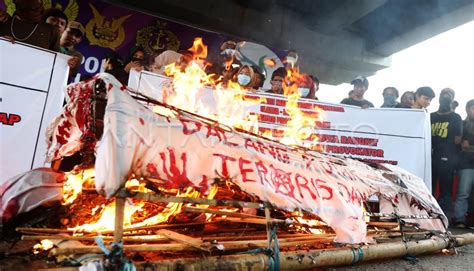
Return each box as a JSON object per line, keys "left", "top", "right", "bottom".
{"left": 114, "top": 196, "right": 125, "bottom": 244}
{"left": 128, "top": 233, "right": 474, "bottom": 270}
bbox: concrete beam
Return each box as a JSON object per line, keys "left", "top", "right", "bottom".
{"left": 370, "top": 1, "right": 474, "bottom": 56}
{"left": 314, "top": 0, "right": 388, "bottom": 33}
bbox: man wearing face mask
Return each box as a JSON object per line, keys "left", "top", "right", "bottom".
{"left": 430, "top": 88, "right": 463, "bottom": 220}
{"left": 0, "top": 0, "right": 59, "bottom": 51}
{"left": 340, "top": 76, "right": 374, "bottom": 108}
{"left": 381, "top": 87, "right": 400, "bottom": 108}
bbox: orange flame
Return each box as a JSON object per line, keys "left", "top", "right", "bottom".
{"left": 279, "top": 67, "right": 325, "bottom": 148}
{"left": 68, "top": 199, "right": 144, "bottom": 232}
{"left": 264, "top": 58, "right": 276, "bottom": 68}
{"left": 189, "top": 37, "right": 208, "bottom": 61}
{"left": 62, "top": 169, "right": 95, "bottom": 205}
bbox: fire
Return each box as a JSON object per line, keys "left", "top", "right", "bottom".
{"left": 290, "top": 211, "right": 326, "bottom": 234}
{"left": 264, "top": 58, "right": 276, "bottom": 68}
{"left": 62, "top": 168, "right": 95, "bottom": 205}
{"left": 161, "top": 37, "right": 264, "bottom": 133}
{"left": 56, "top": 37, "right": 329, "bottom": 236}
{"left": 280, "top": 68, "right": 324, "bottom": 148}
{"left": 68, "top": 199, "right": 144, "bottom": 232}
{"left": 125, "top": 178, "right": 153, "bottom": 193}
{"left": 33, "top": 239, "right": 54, "bottom": 254}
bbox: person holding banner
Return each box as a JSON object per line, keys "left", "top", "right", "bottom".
{"left": 267, "top": 67, "right": 286, "bottom": 95}
{"left": 431, "top": 88, "right": 463, "bottom": 221}
{"left": 0, "top": 0, "right": 59, "bottom": 51}
{"left": 60, "top": 21, "right": 84, "bottom": 78}
{"left": 412, "top": 87, "right": 435, "bottom": 109}
{"left": 454, "top": 100, "right": 474, "bottom": 228}
{"left": 340, "top": 76, "right": 374, "bottom": 108}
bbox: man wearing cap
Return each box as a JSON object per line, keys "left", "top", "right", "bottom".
{"left": 431, "top": 88, "right": 463, "bottom": 221}
{"left": 341, "top": 76, "right": 374, "bottom": 108}
{"left": 60, "top": 21, "right": 84, "bottom": 77}
{"left": 0, "top": 0, "right": 60, "bottom": 51}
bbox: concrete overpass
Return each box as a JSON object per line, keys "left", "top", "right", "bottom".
{"left": 108, "top": 0, "right": 474, "bottom": 85}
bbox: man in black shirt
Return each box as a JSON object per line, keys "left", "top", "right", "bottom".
{"left": 340, "top": 76, "right": 374, "bottom": 108}
{"left": 454, "top": 100, "right": 474, "bottom": 228}
{"left": 431, "top": 88, "right": 462, "bottom": 221}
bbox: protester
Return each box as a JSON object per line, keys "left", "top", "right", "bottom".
{"left": 412, "top": 87, "right": 435, "bottom": 109}
{"left": 124, "top": 46, "right": 147, "bottom": 74}
{"left": 297, "top": 74, "right": 316, "bottom": 100}
{"left": 60, "top": 21, "right": 84, "bottom": 78}
{"left": 267, "top": 67, "right": 286, "bottom": 95}
{"left": 381, "top": 87, "right": 399, "bottom": 108}
{"left": 0, "top": 0, "right": 60, "bottom": 51}
{"left": 454, "top": 100, "right": 474, "bottom": 228}
{"left": 151, "top": 50, "right": 182, "bottom": 75}
{"left": 103, "top": 51, "right": 128, "bottom": 85}
{"left": 340, "top": 76, "right": 373, "bottom": 108}
{"left": 397, "top": 91, "right": 415, "bottom": 108}
{"left": 236, "top": 65, "right": 256, "bottom": 90}
{"left": 251, "top": 65, "right": 265, "bottom": 90}
{"left": 42, "top": 8, "right": 67, "bottom": 35}
{"left": 309, "top": 75, "right": 320, "bottom": 100}
{"left": 431, "top": 88, "right": 463, "bottom": 220}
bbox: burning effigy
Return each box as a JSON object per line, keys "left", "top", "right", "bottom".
{"left": 2, "top": 38, "right": 467, "bottom": 270}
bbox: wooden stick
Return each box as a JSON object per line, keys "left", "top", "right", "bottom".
{"left": 367, "top": 221, "right": 399, "bottom": 227}
{"left": 16, "top": 221, "right": 217, "bottom": 235}
{"left": 22, "top": 235, "right": 169, "bottom": 243}
{"left": 183, "top": 206, "right": 262, "bottom": 219}
{"left": 129, "top": 191, "right": 265, "bottom": 209}
{"left": 16, "top": 227, "right": 72, "bottom": 234}
{"left": 114, "top": 196, "right": 125, "bottom": 244}
{"left": 219, "top": 217, "right": 285, "bottom": 225}
{"left": 157, "top": 229, "right": 210, "bottom": 252}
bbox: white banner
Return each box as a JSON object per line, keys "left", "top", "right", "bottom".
{"left": 0, "top": 39, "right": 69, "bottom": 183}
{"left": 129, "top": 71, "right": 432, "bottom": 191}
{"left": 88, "top": 74, "right": 444, "bottom": 243}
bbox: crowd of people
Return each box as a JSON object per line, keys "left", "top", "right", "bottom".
{"left": 2, "top": 0, "right": 474, "bottom": 228}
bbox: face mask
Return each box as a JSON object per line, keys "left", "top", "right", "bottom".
{"left": 221, "top": 49, "right": 236, "bottom": 56}
{"left": 298, "top": 87, "right": 310, "bottom": 97}
{"left": 286, "top": 56, "right": 297, "bottom": 65}
{"left": 383, "top": 96, "right": 397, "bottom": 106}
{"left": 237, "top": 74, "right": 251, "bottom": 86}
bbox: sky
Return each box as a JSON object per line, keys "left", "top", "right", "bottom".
{"left": 318, "top": 20, "right": 474, "bottom": 119}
